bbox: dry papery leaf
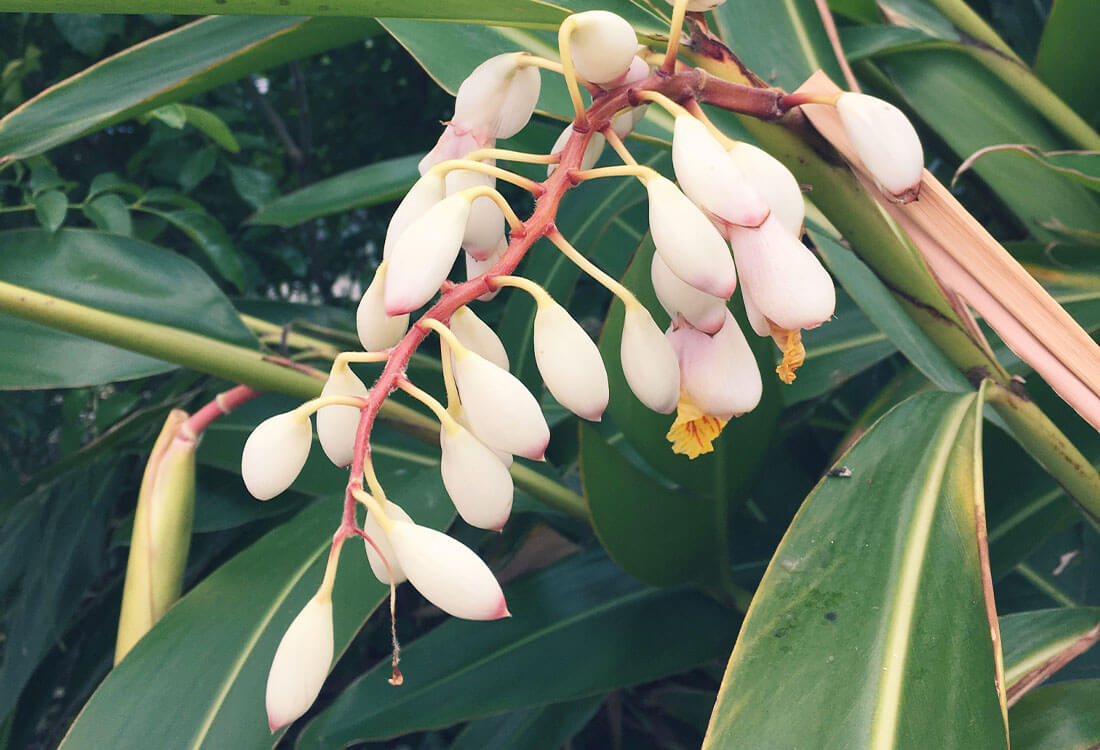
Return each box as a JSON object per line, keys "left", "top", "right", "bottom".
{"left": 796, "top": 71, "right": 1100, "bottom": 431}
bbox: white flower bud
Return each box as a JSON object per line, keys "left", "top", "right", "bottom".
{"left": 454, "top": 404, "right": 512, "bottom": 467}
{"left": 364, "top": 499, "right": 411, "bottom": 585}
{"left": 440, "top": 422, "right": 514, "bottom": 530}
{"left": 449, "top": 306, "right": 509, "bottom": 371}
{"left": 534, "top": 301, "right": 609, "bottom": 421}
{"left": 650, "top": 251, "right": 727, "bottom": 334}
{"left": 620, "top": 305, "right": 680, "bottom": 413}
{"left": 611, "top": 104, "right": 648, "bottom": 139}
{"left": 668, "top": 311, "right": 762, "bottom": 419}
{"left": 728, "top": 215, "right": 835, "bottom": 332}
{"left": 419, "top": 126, "right": 484, "bottom": 175}
{"left": 465, "top": 235, "right": 508, "bottom": 301}
{"left": 601, "top": 54, "right": 650, "bottom": 90}
{"left": 265, "top": 594, "right": 333, "bottom": 732}
{"left": 453, "top": 53, "right": 541, "bottom": 141}
{"left": 387, "top": 521, "right": 510, "bottom": 620}
{"left": 672, "top": 115, "right": 770, "bottom": 228}
{"left": 741, "top": 286, "right": 771, "bottom": 337}
{"left": 836, "top": 92, "right": 924, "bottom": 202}
{"left": 241, "top": 412, "right": 312, "bottom": 501}
{"left": 548, "top": 126, "right": 606, "bottom": 177}
{"left": 567, "top": 11, "right": 638, "bottom": 85}
{"left": 315, "top": 366, "right": 367, "bottom": 468}
{"left": 384, "top": 193, "right": 471, "bottom": 315}
{"left": 664, "top": 0, "right": 728, "bottom": 10}
{"left": 647, "top": 175, "right": 737, "bottom": 299}
{"left": 446, "top": 166, "right": 504, "bottom": 261}
{"left": 357, "top": 262, "right": 410, "bottom": 352}
{"left": 453, "top": 349, "right": 550, "bottom": 460}
{"left": 383, "top": 173, "right": 446, "bottom": 259}
{"left": 727, "top": 141, "right": 804, "bottom": 236}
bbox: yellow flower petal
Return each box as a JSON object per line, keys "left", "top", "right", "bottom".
{"left": 665, "top": 395, "right": 728, "bottom": 459}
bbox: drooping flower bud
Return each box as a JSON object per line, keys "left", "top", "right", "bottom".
{"left": 446, "top": 166, "right": 505, "bottom": 261}
{"left": 668, "top": 312, "right": 762, "bottom": 420}
{"left": 835, "top": 92, "right": 924, "bottom": 202}
{"left": 364, "top": 499, "right": 412, "bottom": 585}
{"left": 440, "top": 422, "right": 514, "bottom": 530}
{"left": 315, "top": 365, "right": 367, "bottom": 468}
{"left": 419, "top": 126, "right": 484, "bottom": 176}
{"left": 620, "top": 305, "right": 680, "bottom": 414}
{"left": 454, "top": 404, "right": 512, "bottom": 468}
{"left": 452, "top": 349, "right": 550, "bottom": 460}
{"left": 647, "top": 175, "right": 737, "bottom": 299}
{"left": 548, "top": 125, "right": 606, "bottom": 177}
{"left": 386, "top": 521, "right": 510, "bottom": 620}
{"left": 533, "top": 300, "right": 609, "bottom": 421}
{"left": 566, "top": 11, "right": 638, "bottom": 85}
{"left": 241, "top": 411, "right": 312, "bottom": 500}
{"left": 357, "top": 261, "right": 410, "bottom": 352}
{"left": 610, "top": 105, "right": 648, "bottom": 139}
{"left": 384, "top": 193, "right": 471, "bottom": 315}
{"left": 728, "top": 216, "right": 835, "bottom": 333}
{"left": 465, "top": 235, "right": 507, "bottom": 302}
{"left": 727, "top": 141, "right": 805, "bottom": 237}
{"left": 383, "top": 173, "right": 446, "bottom": 259}
{"left": 452, "top": 53, "right": 542, "bottom": 142}
{"left": 650, "top": 251, "right": 727, "bottom": 334}
{"left": 600, "top": 54, "right": 650, "bottom": 91}
{"left": 265, "top": 594, "right": 333, "bottom": 732}
{"left": 449, "top": 306, "right": 509, "bottom": 371}
{"left": 672, "top": 115, "right": 770, "bottom": 228}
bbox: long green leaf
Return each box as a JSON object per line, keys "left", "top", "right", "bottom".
{"left": 1033, "top": 0, "right": 1100, "bottom": 126}
{"left": 704, "top": 391, "right": 1008, "bottom": 748}
{"left": 1009, "top": 680, "right": 1100, "bottom": 749}
{"left": 0, "top": 15, "right": 378, "bottom": 161}
{"left": 58, "top": 471, "right": 453, "bottom": 750}
{"left": 1000, "top": 607, "right": 1100, "bottom": 688}
{"left": 297, "top": 550, "right": 740, "bottom": 747}
{"left": 448, "top": 695, "right": 604, "bottom": 750}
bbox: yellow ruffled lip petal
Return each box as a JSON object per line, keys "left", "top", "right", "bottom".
{"left": 774, "top": 328, "right": 805, "bottom": 385}
{"left": 665, "top": 394, "right": 728, "bottom": 459}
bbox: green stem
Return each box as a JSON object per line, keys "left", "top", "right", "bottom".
{"left": 509, "top": 465, "right": 588, "bottom": 521}
{"left": 923, "top": 0, "right": 1022, "bottom": 62}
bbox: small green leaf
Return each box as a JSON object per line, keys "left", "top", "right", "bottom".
{"left": 32, "top": 189, "right": 68, "bottom": 232}
{"left": 227, "top": 164, "right": 277, "bottom": 211}
{"left": 139, "top": 102, "right": 186, "bottom": 129}
{"left": 180, "top": 103, "right": 239, "bottom": 152}
{"left": 86, "top": 171, "right": 141, "bottom": 200}
{"left": 1009, "top": 680, "right": 1100, "bottom": 750}
{"left": 29, "top": 162, "right": 64, "bottom": 195}
{"left": 82, "top": 193, "right": 132, "bottom": 236}
{"left": 51, "top": 13, "right": 114, "bottom": 57}
{"left": 144, "top": 207, "right": 245, "bottom": 291}
{"left": 177, "top": 144, "right": 217, "bottom": 192}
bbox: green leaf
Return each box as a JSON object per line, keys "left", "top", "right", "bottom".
{"left": 826, "top": 0, "right": 880, "bottom": 24}
{"left": 297, "top": 551, "right": 739, "bottom": 748}
{"left": 85, "top": 172, "right": 142, "bottom": 201}
{"left": 248, "top": 153, "right": 421, "bottom": 226}
{"left": 1009, "top": 680, "right": 1100, "bottom": 750}
{"left": 142, "top": 207, "right": 245, "bottom": 291}
{"left": 179, "top": 104, "right": 240, "bottom": 152}
{"left": 177, "top": 144, "right": 217, "bottom": 192}
{"left": 81, "top": 193, "right": 132, "bottom": 236}
{"left": 226, "top": 164, "right": 276, "bottom": 210}
{"left": 1034, "top": 0, "right": 1100, "bottom": 126}
{"left": 139, "top": 102, "right": 187, "bottom": 129}
{"left": 955, "top": 144, "right": 1100, "bottom": 193}
{"left": 448, "top": 696, "right": 604, "bottom": 750}
{"left": 51, "top": 13, "right": 115, "bottom": 57}
{"left": 1000, "top": 607, "right": 1100, "bottom": 688}
{"left": 0, "top": 228, "right": 255, "bottom": 348}
{"left": 32, "top": 189, "right": 67, "bottom": 232}
{"left": 58, "top": 481, "right": 453, "bottom": 750}
{"left": 704, "top": 391, "right": 1009, "bottom": 748}
{"left": 0, "top": 15, "right": 379, "bottom": 161}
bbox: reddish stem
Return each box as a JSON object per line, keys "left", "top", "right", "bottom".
{"left": 180, "top": 384, "right": 261, "bottom": 441}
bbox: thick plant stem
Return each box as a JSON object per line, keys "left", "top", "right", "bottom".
{"left": 922, "top": 0, "right": 1022, "bottom": 62}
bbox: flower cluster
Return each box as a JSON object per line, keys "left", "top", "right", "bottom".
{"left": 243, "top": 1, "right": 924, "bottom": 732}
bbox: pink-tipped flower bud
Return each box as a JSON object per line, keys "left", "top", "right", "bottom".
{"left": 548, "top": 125, "right": 606, "bottom": 177}
{"left": 620, "top": 305, "right": 681, "bottom": 413}
{"left": 357, "top": 262, "right": 410, "bottom": 352}
{"left": 465, "top": 235, "right": 508, "bottom": 301}
{"left": 265, "top": 594, "right": 333, "bottom": 732}
{"left": 650, "top": 251, "right": 727, "bottom": 334}
{"left": 452, "top": 349, "right": 550, "bottom": 460}
{"left": 668, "top": 312, "right": 762, "bottom": 419}
{"left": 727, "top": 141, "right": 805, "bottom": 236}
{"left": 364, "top": 499, "right": 412, "bottom": 585}
{"left": 446, "top": 166, "right": 505, "bottom": 261}
{"left": 440, "top": 422, "right": 514, "bottom": 530}
{"left": 449, "top": 306, "right": 509, "bottom": 371}
{"left": 419, "top": 126, "right": 486, "bottom": 175}
{"left": 386, "top": 521, "right": 509, "bottom": 620}
{"left": 383, "top": 173, "right": 446, "bottom": 259}
{"left": 533, "top": 301, "right": 609, "bottom": 421}
{"left": 241, "top": 411, "right": 312, "bottom": 500}
{"left": 567, "top": 11, "right": 638, "bottom": 85}
{"left": 453, "top": 53, "right": 541, "bottom": 141}
{"left": 728, "top": 216, "right": 835, "bottom": 333}
{"left": 672, "top": 115, "right": 770, "bottom": 228}
{"left": 315, "top": 365, "right": 367, "bottom": 468}
{"left": 384, "top": 193, "right": 471, "bottom": 315}
{"left": 836, "top": 92, "right": 924, "bottom": 202}
{"left": 647, "top": 175, "right": 737, "bottom": 299}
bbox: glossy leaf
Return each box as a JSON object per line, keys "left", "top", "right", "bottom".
{"left": 248, "top": 153, "right": 422, "bottom": 227}
{"left": 59, "top": 469, "right": 453, "bottom": 750}
{"left": 704, "top": 392, "right": 1008, "bottom": 748}
{"left": 1009, "top": 680, "right": 1100, "bottom": 750}
{"left": 1000, "top": 607, "right": 1100, "bottom": 688}
{"left": 297, "top": 551, "right": 739, "bottom": 748}
{"left": 448, "top": 696, "right": 604, "bottom": 750}
{"left": 180, "top": 103, "right": 240, "bottom": 152}
{"left": 0, "top": 15, "right": 379, "bottom": 161}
